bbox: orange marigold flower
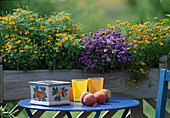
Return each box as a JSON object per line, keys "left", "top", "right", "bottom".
{"left": 141, "top": 62, "right": 145, "bottom": 65}
{"left": 47, "top": 18, "right": 53, "bottom": 22}
{"left": 153, "top": 17, "right": 158, "bottom": 20}
{"left": 63, "top": 25, "right": 67, "bottom": 28}
{"left": 56, "top": 42, "right": 62, "bottom": 46}
{"left": 56, "top": 50, "right": 59, "bottom": 53}
{"left": 72, "top": 42, "right": 77, "bottom": 45}
{"left": 14, "top": 29, "right": 18, "bottom": 32}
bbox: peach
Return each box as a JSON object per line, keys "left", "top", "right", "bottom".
{"left": 100, "top": 89, "right": 111, "bottom": 102}
{"left": 94, "top": 91, "right": 106, "bottom": 104}
{"left": 83, "top": 93, "right": 96, "bottom": 106}
{"left": 80, "top": 92, "right": 90, "bottom": 105}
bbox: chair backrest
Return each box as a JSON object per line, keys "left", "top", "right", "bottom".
{"left": 155, "top": 69, "right": 170, "bottom": 118}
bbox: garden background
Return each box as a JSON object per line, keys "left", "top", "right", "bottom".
{"left": 0, "top": 0, "right": 170, "bottom": 117}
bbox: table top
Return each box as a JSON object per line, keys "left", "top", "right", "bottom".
{"left": 18, "top": 96, "right": 139, "bottom": 112}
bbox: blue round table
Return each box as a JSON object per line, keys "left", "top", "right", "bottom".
{"left": 18, "top": 96, "right": 139, "bottom": 118}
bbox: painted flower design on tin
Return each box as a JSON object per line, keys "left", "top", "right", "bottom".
{"left": 33, "top": 86, "right": 47, "bottom": 101}
{"left": 52, "top": 87, "right": 68, "bottom": 101}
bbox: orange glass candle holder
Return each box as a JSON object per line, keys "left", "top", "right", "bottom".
{"left": 88, "top": 77, "right": 104, "bottom": 94}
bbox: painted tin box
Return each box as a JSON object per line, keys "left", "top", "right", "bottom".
{"left": 29, "top": 80, "right": 71, "bottom": 106}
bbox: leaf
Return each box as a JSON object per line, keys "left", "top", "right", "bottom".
{"left": 33, "top": 94, "right": 36, "bottom": 99}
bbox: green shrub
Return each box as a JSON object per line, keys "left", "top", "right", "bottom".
{"left": 108, "top": 18, "right": 170, "bottom": 84}
{"left": 0, "top": 6, "right": 83, "bottom": 70}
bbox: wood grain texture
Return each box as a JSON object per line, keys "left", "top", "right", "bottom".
{"left": 0, "top": 65, "right": 3, "bottom": 103}
{"left": 2, "top": 69, "right": 159, "bottom": 100}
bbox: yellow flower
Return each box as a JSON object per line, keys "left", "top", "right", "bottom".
{"left": 154, "top": 37, "right": 157, "bottom": 40}
{"left": 39, "top": 18, "right": 43, "bottom": 20}
{"left": 141, "top": 62, "right": 145, "bottom": 65}
{"left": 27, "top": 11, "right": 33, "bottom": 14}
{"left": 14, "top": 49, "right": 17, "bottom": 52}
{"left": 34, "top": 51, "right": 38, "bottom": 53}
{"left": 159, "top": 42, "right": 163, "bottom": 45}
{"left": 17, "top": 8, "right": 22, "bottom": 11}
{"left": 24, "top": 45, "right": 28, "bottom": 48}
{"left": 116, "top": 20, "right": 120, "bottom": 22}
{"left": 48, "top": 35, "right": 51, "bottom": 38}
{"left": 29, "top": 27, "right": 33, "bottom": 30}
{"left": 133, "top": 80, "right": 136, "bottom": 83}
{"left": 47, "top": 18, "right": 53, "bottom": 22}
{"left": 3, "top": 17, "right": 8, "bottom": 22}
{"left": 40, "top": 57, "right": 43, "bottom": 59}
{"left": 154, "top": 17, "right": 158, "bottom": 20}
{"left": 67, "top": 18, "right": 71, "bottom": 20}
{"left": 14, "top": 29, "right": 18, "bottom": 32}
{"left": 133, "top": 40, "right": 137, "bottom": 43}
{"left": 107, "top": 24, "right": 111, "bottom": 28}
{"left": 42, "top": 54, "right": 44, "bottom": 56}
{"left": 72, "top": 42, "right": 77, "bottom": 45}
{"left": 30, "top": 17, "right": 34, "bottom": 21}
{"left": 19, "top": 50, "right": 23, "bottom": 53}
{"left": 15, "top": 40, "right": 21, "bottom": 44}
{"left": 127, "top": 47, "right": 130, "bottom": 50}
{"left": 5, "top": 35, "right": 9, "bottom": 38}
{"left": 67, "top": 28, "right": 71, "bottom": 31}
{"left": 25, "top": 30, "right": 29, "bottom": 35}
{"left": 56, "top": 42, "right": 62, "bottom": 46}
{"left": 56, "top": 50, "right": 59, "bottom": 53}
{"left": 4, "top": 59, "right": 6, "bottom": 62}
{"left": 10, "top": 22, "right": 15, "bottom": 25}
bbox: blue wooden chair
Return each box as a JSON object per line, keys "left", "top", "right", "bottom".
{"left": 155, "top": 69, "right": 170, "bottom": 118}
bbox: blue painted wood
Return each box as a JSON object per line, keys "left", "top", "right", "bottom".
{"left": 18, "top": 96, "right": 139, "bottom": 112}
{"left": 94, "top": 111, "right": 100, "bottom": 118}
{"left": 155, "top": 69, "right": 170, "bottom": 118}
{"left": 25, "top": 108, "right": 34, "bottom": 118}
{"left": 66, "top": 111, "right": 72, "bottom": 118}
{"left": 121, "top": 108, "right": 129, "bottom": 118}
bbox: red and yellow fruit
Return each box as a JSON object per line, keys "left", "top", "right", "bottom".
{"left": 94, "top": 91, "right": 106, "bottom": 104}
{"left": 100, "top": 89, "right": 111, "bottom": 102}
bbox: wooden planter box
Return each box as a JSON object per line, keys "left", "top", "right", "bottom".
{"left": 0, "top": 68, "right": 160, "bottom": 102}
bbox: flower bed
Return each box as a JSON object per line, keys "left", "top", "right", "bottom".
{"left": 0, "top": 6, "right": 169, "bottom": 84}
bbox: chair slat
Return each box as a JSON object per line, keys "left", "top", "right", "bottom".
{"left": 76, "top": 111, "right": 92, "bottom": 118}
{"left": 165, "top": 70, "right": 170, "bottom": 81}
{"left": 32, "top": 110, "right": 45, "bottom": 118}
{"left": 155, "top": 69, "right": 169, "bottom": 118}
{"left": 9, "top": 104, "right": 24, "bottom": 116}
{"left": 100, "top": 110, "right": 117, "bottom": 118}
{"left": 53, "top": 111, "right": 66, "bottom": 118}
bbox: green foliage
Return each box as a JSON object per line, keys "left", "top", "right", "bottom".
{"left": 161, "top": 14, "right": 170, "bottom": 22}
{"left": 0, "top": 104, "right": 17, "bottom": 118}
{"left": 0, "top": 7, "right": 83, "bottom": 70}
{"left": 108, "top": 18, "right": 170, "bottom": 84}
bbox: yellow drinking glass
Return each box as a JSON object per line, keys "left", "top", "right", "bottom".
{"left": 72, "top": 79, "right": 87, "bottom": 102}
{"left": 88, "top": 77, "right": 104, "bottom": 94}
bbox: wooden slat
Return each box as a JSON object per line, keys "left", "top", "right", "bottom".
{"left": 32, "top": 110, "right": 45, "bottom": 118}
{"left": 144, "top": 99, "right": 170, "bottom": 118}
{"left": 77, "top": 111, "right": 92, "bottom": 118}
{"left": 100, "top": 110, "right": 117, "bottom": 118}
{"left": 53, "top": 111, "right": 66, "bottom": 118}
{"left": 130, "top": 99, "right": 143, "bottom": 118}
{"left": 2, "top": 68, "right": 160, "bottom": 100}
{"left": 9, "top": 104, "right": 24, "bottom": 116}
{"left": 0, "top": 64, "right": 3, "bottom": 103}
